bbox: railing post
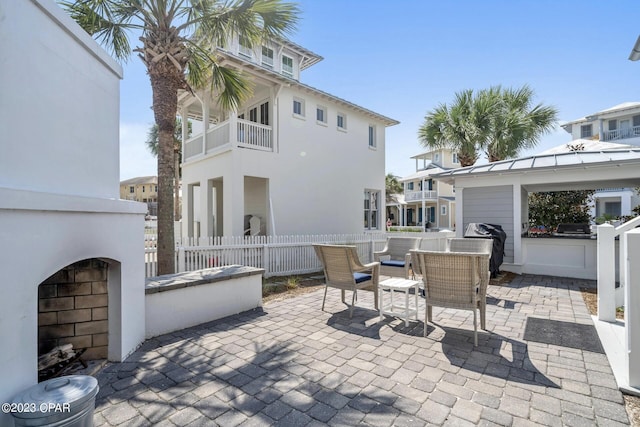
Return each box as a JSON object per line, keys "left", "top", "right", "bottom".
{"left": 626, "top": 229, "right": 640, "bottom": 388}
{"left": 177, "top": 246, "right": 186, "bottom": 273}
{"left": 597, "top": 223, "right": 616, "bottom": 321}
{"left": 263, "top": 244, "right": 269, "bottom": 277}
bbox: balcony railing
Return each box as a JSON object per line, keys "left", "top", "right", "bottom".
{"left": 404, "top": 190, "right": 437, "bottom": 202}
{"left": 184, "top": 119, "right": 273, "bottom": 161}
{"left": 602, "top": 125, "right": 640, "bottom": 141}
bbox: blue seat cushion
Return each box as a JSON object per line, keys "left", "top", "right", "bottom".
{"left": 380, "top": 260, "right": 405, "bottom": 268}
{"left": 353, "top": 273, "right": 372, "bottom": 283}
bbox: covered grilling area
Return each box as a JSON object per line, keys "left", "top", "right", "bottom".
{"left": 432, "top": 149, "right": 640, "bottom": 280}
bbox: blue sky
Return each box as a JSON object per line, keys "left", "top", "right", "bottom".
{"left": 119, "top": 0, "right": 640, "bottom": 180}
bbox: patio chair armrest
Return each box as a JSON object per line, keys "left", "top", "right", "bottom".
{"left": 373, "top": 250, "right": 390, "bottom": 261}
{"left": 359, "top": 261, "right": 380, "bottom": 272}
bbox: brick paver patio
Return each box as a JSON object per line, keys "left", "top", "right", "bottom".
{"left": 93, "top": 274, "right": 630, "bottom": 426}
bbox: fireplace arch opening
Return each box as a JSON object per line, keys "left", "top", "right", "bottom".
{"left": 37, "top": 258, "right": 120, "bottom": 381}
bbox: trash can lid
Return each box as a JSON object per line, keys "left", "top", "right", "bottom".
{"left": 10, "top": 375, "right": 99, "bottom": 419}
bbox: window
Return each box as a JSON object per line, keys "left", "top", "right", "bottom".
{"left": 604, "top": 201, "right": 622, "bottom": 217}
{"left": 581, "top": 124, "right": 593, "bottom": 138}
{"left": 368, "top": 125, "right": 376, "bottom": 148}
{"left": 261, "top": 46, "right": 273, "bottom": 68}
{"left": 129, "top": 186, "right": 134, "bottom": 193}
{"left": 364, "top": 190, "right": 380, "bottom": 230}
{"left": 452, "top": 153, "right": 459, "bottom": 164}
{"left": 407, "top": 182, "right": 414, "bottom": 191}
{"left": 293, "top": 98, "right": 304, "bottom": 117}
{"left": 282, "top": 55, "right": 293, "bottom": 77}
{"left": 238, "top": 35, "right": 252, "bottom": 57}
{"left": 608, "top": 120, "right": 617, "bottom": 131}
{"left": 155, "top": 185, "right": 158, "bottom": 192}
{"left": 434, "top": 153, "right": 440, "bottom": 163}
{"left": 441, "top": 205, "right": 447, "bottom": 216}
{"left": 337, "top": 113, "right": 347, "bottom": 130}
{"left": 634, "top": 115, "right": 640, "bottom": 129}
{"left": 142, "top": 186, "right": 145, "bottom": 193}
{"left": 316, "top": 106, "right": 327, "bottom": 124}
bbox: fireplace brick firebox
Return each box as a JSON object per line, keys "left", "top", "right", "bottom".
{"left": 38, "top": 259, "right": 108, "bottom": 361}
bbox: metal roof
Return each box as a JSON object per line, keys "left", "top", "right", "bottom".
{"left": 431, "top": 149, "right": 640, "bottom": 181}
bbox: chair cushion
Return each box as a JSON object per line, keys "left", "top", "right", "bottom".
{"left": 380, "top": 260, "right": 405, "bottom": 268}
{"left": 353, "top": 273, "right": 372, "bottom": 283}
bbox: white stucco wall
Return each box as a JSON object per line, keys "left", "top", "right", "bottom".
{"left": 0, "top": 1, "right": 146, "bottom": 420}
{"left": 181, "top": 85, "right": 388, "bottom": 237}
{"left": 0, "top": 0, "right": 122, "bottom": 199}
{"left": 145, "top": 272, "right": 262, "bottom": 338}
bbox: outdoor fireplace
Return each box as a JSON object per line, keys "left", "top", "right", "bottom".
{"left": 38, "top": 259, "right": 109, "bottom": 376}
{"left": 0, "top": 2, "right": 147, "bottom": 423}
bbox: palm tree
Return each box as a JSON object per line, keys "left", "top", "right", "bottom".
{"left": 418, "top": 89, "right": 495, "bottom": 167}
{"left": 484, "top": 85, "right": 558, "bottom": 162}
{"left": 385, "top": 173, "right": 403, "bottom": 195}
{"left": 146, "top": 118, "right": 192, "bottom": 220}
{"left": 61, "top": 0, "right": 298, "bottom": 274}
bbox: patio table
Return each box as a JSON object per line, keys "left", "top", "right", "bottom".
{"left": 378, "top": 277, "right": 421, "bottom": 326}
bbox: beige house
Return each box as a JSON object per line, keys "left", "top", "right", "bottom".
{"left": 397, "top": 148, "right": 458, "bottom": 230}
{"left": 120, "top": 176, "right": 158, "bottom": 215}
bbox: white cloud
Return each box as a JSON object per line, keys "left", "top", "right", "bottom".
{"left": 119, "top": 122, "right": 157, "bottom": 181}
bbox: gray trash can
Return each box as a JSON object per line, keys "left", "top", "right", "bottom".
{"left": 10, "top": 375, "right": 99, "bottom": 427}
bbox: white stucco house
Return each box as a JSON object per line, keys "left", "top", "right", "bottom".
{"left": 395, "top": 148, "right": 459, "bottom": 230}
{"left": 0, "top": 0, "right": 146, "bottom": 419}
{"left": 559, "top": 102, "right": 640, "bottom": 220}
{"left": 178, "top": 35, "right": 398, "bottom": 238}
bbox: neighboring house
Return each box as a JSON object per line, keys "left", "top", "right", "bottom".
{"left": 560, "top": 102, "right": 640, "bottom": 219}
{"left": 120, "top": 176, "right": 159, "bottom": 216}
{"left": 396, "top": 148, "right": 459, "bottom": 230}
{"left": 178, "top": 35, "right": 398, "bottom": 237}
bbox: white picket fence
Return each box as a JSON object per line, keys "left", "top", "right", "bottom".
{"left": 144, "top": 232, "right": 454, "bottom": 278}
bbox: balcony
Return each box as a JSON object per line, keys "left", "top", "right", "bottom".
{"left": 404, "top": 190, "right": 437, "bottom": 202}
{"left": 602, "top": 125, "right": 640, "bottom": 142}
{"left": 184, "top": 119, "right": 273, "bottom": 161}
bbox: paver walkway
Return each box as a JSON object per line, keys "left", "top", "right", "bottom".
{"left": 93, "top": 274, "right": 630, "bottom": 426}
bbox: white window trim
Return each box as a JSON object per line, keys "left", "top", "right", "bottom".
{"left": 316, "top": 105, "right": 327, "bottom": 125}
{"left": 440, "top": 205, "right": 447, "bottom": 216}
{"left": 368, "top": 124, "right": 377, "bottom": 149}
{"left": 261, "top": 46, "right": 274, "bottom": 68}
{"left": 293, "top": 97, "right": 305, "bottom": 119}
{"left": 337, "top": 112, "right": 347, "bottom": 131}
{"left": 282, "top": 54, "right": 294, "bottom": 77}
{"left": 238, "top": 36, "right": 252, "bottom": 58}
{"left": 452, "top": 153, "right": 459, "bottom": 164}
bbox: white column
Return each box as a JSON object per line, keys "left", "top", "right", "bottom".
{"left": 597, "top": 223, "right": 616, "bottom": 322}
{"left": 513, "top": 184, "right": 523, "bottom": 266}
{"left": 625, "top": 229, "right": 640, "bottom": 388}
{"left": 180, "top": 106, "right": 188, "bottom": 159}
{"left": 599, "top": 119, "right": 604, "bottom": 140}
{"left": 421, "top": 178, "right": 426, "bottom": 229}
{"left": 229, "top": 110, "right": 238, "bottom": 146}
{"left": 455, "top": 187, "right": 464, "bottom": 237}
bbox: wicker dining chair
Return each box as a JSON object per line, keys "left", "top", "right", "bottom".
{"left": 411, "top": 250, "right": 490, "bottom": 346}
{"left": 373, "top": 237, "right": 421, "bottom": 278}
{"left": 446, "top": 238, "right": 492, "bottom": 329}
{"left": 313, "top": 244, "right": 379, "bottom": 318}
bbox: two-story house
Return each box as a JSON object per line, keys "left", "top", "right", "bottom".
{"left": 397, "top": 148, "right": 459, "bottom": 230}
{"left": 178, "top": 36, "right": 398, "bottom": 237}
{"left": 560, "top": 102, "right": 640, "bottom": 219}
{"left": 120, "top": 176, "right": 159, "bottom": 215}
